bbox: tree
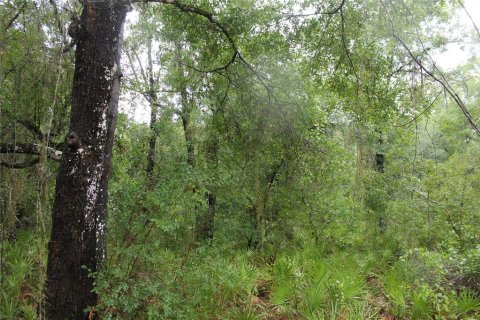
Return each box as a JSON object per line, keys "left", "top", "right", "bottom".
{"left": 44, "top": 1, "right": 128, "bottom": 318}
{"left": 122, "top": 8, "right": 163, "bottom": 183}
{"left": 43, "top": 0, "right": 250, "bottom": 318}
{"left": 2, "top": 0, "right": 472, "bottom": 319}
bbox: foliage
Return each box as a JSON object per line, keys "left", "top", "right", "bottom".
{"left": 1, "top": 0, "right": 480, "bottom": 319}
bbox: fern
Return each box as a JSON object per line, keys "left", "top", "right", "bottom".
{"left": 455, "top": 289, "right": 480, "bottom": 317}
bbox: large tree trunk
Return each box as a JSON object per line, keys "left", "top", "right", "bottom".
{"left": 45, "top": 2, "right": 128, "bottom": 319}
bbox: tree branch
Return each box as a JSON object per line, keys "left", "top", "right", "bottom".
{"left": 133, "top": 49, "right": 149, "bottom": 86}
{"left": 0, "top": 143, "right": 62, "bottom": 162}
{"left": 394, "top": 89, "right": 443, "bottom": 128}
{"left": 457, "top": 0, "right": 480, "bottom": 41}
{"left": 3, "top": 109, "right": 45, "bottom": 139}
{"left": 393, "top": 35, "right": 480, "bottom": 136}
{"left": 340, "top": 9, "right": 360, "bottom": 93}
{"left": 282, "top": 0, "right": 346, "bottom": 19}
{"left": 4, "top": 2, "right": 27, "bottom": 32}
{"left": 49, "top": 0, "right": 65, "bottom": 39}
{"left": 326, "top": 0, "right": 346, "bottom": 15}
{"left": 138, "top": 0, "right": 244, "bottom": 72}
{"left": 129, "top": 0, "right": 273, "bottom": 113}
{"left": 0, "top": 158, "right": 40, "bottom": 169}
{"left": 379, "top": 0, "right": 479, "bottom": 135}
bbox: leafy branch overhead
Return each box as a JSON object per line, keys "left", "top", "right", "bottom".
{"left": 134, "top": 0, "right": 253, "bottom": 73}
{"left": 394, "top": 35, "right": 480, "bottom": 136}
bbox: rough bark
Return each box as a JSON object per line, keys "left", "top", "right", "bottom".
{"left": 45, "top": 2, "right": 128, "bottom": 319}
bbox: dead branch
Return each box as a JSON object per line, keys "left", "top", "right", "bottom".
{"left": 0, "top": 143, "right": 62, "bottom": 162}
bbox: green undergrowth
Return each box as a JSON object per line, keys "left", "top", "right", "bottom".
{"left": 0, "top": 231, "right": 47, "bottom": 320}
{"left": 90, "top": 238, "right": 480, "bottom": 319}
{"left": 1, "top": 233, "right": 479, "bottom": 319}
